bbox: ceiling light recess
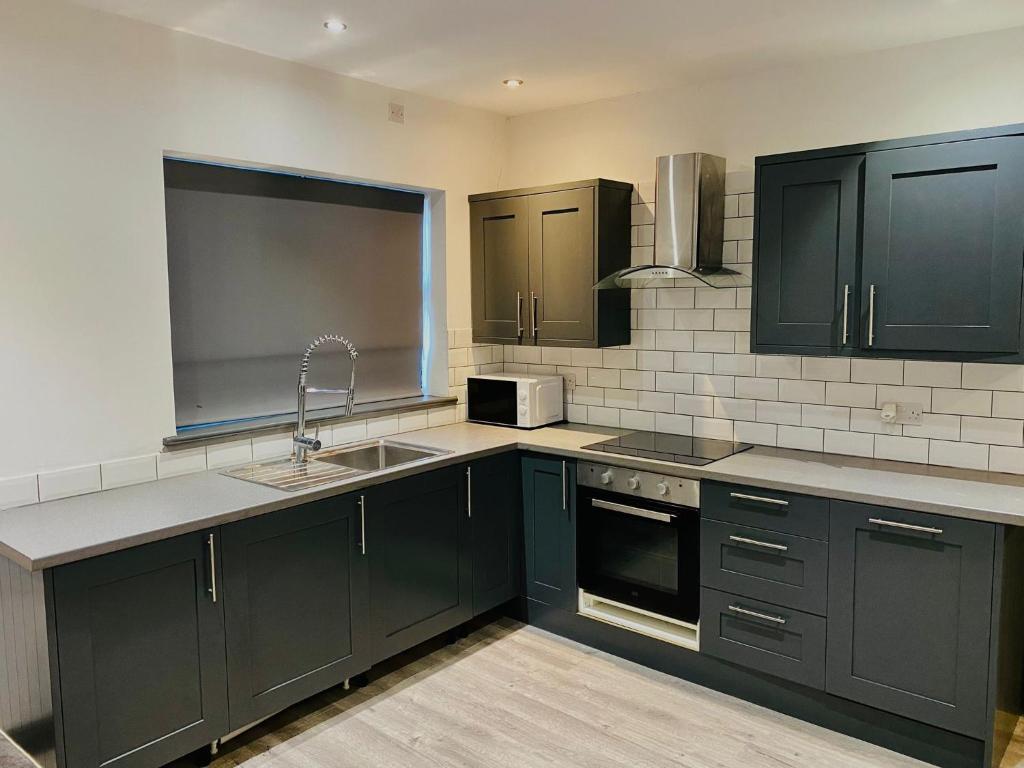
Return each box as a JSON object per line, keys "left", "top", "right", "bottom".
{"left": 323, "top": 19, "right": 348, "bottom": 32}
{"left": 502, "top": 78, "right": 524, "bottom": 89}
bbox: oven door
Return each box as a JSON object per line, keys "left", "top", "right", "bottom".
{"left": 577, "top": 486, "right": 699, "bottom": 624}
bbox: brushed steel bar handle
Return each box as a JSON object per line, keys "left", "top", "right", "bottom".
{"left": 466, "top": 466, "right": 472, "bottom": 518}
{"left": 207, "top": 533, "right": 217, "bottom": 603}
{"left": 730, "top": 492, "right": 789, "bottom": 507}
{"left": 841, "top": 284, "right": 850, "bottom": 345}
{"left": 561, "top": 460, "right": 568, "bottom": 515}
{"left": 729, "top": 534, "right": 788, "bottom": 552}
{"left": 868, "top": 517, "right": 943, "bottom": 536}
{"left": 516, "top": 292, "right": 524, "bottom": 338}
{"left": 868, "top": 284, "right": 876, "bottom": 347}
{"left": 359, "top": 495, "right": 367, "bottom": 555}
{"left": 728, "top": 604, "right": 787, "bottom": 625}
{"left": 532, "top": 292, "right": 539, "bottom": 341}
{"left": 593, "top": 498, "right": 674, "bottom": 523}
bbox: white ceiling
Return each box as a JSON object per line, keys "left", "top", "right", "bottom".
{"left": 71, "top": 0, "right": 1024, "bottom": 115}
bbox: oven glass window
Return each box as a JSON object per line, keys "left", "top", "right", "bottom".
{"left": 594, "top": 510, "right": 678, "bottom": 594}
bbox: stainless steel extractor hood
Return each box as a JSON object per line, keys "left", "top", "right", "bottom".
{"left": 595, "top": 153, "right": 749, "bottom": 289}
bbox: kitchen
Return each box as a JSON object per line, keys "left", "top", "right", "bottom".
{"left": 2, "top": 2, "right": 1024, "bottom": 768}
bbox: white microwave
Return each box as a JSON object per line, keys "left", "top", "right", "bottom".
{"left": 466, "top": 374, "right": 564, "bottom": 429}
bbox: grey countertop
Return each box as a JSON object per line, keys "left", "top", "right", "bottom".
{"left": 3, "top": 422, "right": 1024, "bottom": 571}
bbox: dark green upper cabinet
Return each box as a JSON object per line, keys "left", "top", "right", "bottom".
{"left": 469, "top": 179, "right": 632, "bottom": 348}
{"left": 753, "top": 123, "right": 1024, "bottom": 362}
{"left": 753, "top": 156, "right": 863, "bottom": 353}
{"left": 52, "top": 530, "right": 228, "bottom": 768}
{"left": 364, "top": 466, "right": 472, "bottom": 663}
{"left": 861, "top": 137, "right": 1024, "bottom": 355}
{"left": 220, "top": 495, "right": 369, "bottom": 732}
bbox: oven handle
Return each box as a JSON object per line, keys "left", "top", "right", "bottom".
{"left": 591, "top": 498, "right": 675, "bottom": 523}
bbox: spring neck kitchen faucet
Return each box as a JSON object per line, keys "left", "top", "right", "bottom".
{"left": 294, "top": 334, "right": 359, "bottom": 464}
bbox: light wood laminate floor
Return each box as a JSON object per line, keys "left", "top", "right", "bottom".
{"left": 192, "top": 618, "right": 1024, "bottom": 768}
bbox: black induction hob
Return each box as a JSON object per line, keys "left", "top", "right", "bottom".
{"left": 581, "top": 430, "right": 753, "bottom": 466}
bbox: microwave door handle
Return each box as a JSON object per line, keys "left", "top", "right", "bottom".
{"left": 591, "top": 498, "right": 675, "bottom": 523}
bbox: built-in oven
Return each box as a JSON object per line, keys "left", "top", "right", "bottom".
{"left": 576, "top": 462, "right": 700, "bottom": 646}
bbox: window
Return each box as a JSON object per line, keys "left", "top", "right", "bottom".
{"left": 163, "top": 159, "right": 425, "bottom": 430}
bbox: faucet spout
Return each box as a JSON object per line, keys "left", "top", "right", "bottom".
{"left": 295, "top": 334, "right": 359, "bottom": 463}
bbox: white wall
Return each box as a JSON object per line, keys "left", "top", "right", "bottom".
{"left": 0, "top": 0, "right": 507, "bottom": 478}
{"left": 505, "top": 26, "right": 1024, "bottom": 187}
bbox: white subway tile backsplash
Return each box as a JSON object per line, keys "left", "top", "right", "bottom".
{"left": 334, "top": 420, "right": 368, "bottom": 445}
{"left": 756, "top": 401, "right": 802, "bottom": 426}
{"left": 904, "top": 361, "right": 961, "bottom": 388}
{"left": 801, "top": 357, "right": 851, "bottom": 383}
{"left": 252, "top": 432, "right": 295, "bottom": 460}
{"left": 573, "top": 387, "right": 605, "bottom": 406}
{"left": 738, "top": 193, "right": 755, "bottom": 217}
{"left": 655, "top": 372, "right": 695, "bottom": 393}
{"left": 637, "top": 350, "right": 674, "bottom": 371}
{"left": 714, "top": 398, "right": 757, "bottom": 421}
{"left": 961, "top": 363, "right": 1024, "bottom": 392}
{"left": 825, "top": 382, "right": 876, "bottom": 408}
{"left": 777, "top": 426, "right": 824, "bottom": 452}
{"left": 206, "top": 439, "right": 254, "bottom": 470}
{"left": 902, "top": 413, "right": 961, "bottom": 441}
{"left": 875, "top": 385, "right": 931, "bottom": 412}
{"left": 588, "top": 368, "right": 621, "bottom": 388}
{"left": 723, "top": 194, "right": 739, "bottom": 219}
{"left": 673, "top": 352, "right": 715, "bottom": 374}
{"left": 693, "top": 374, "right": 735, "bottom": 397}
{"left": 734, "top": 421, "right": 777, "bottom": 446}
{"left": 929, "top": 440, "right": 989, "bottom": 471}
{"left": 735, "top": 377, "right": 779, "bottom": 401}
{"left": 723, "top": 217, "right": 753, "bottom": 241}
{"left": 695, "top": 287, "right": 736, "bottom": 309}
{"left": 755, "top": 355, "right": 802, "bottom": 379}
{"left": 637, "top": 309, "right": 675, "bottom": 329}
{"left": 0, "top": 475, "right": 39, "bottom": 510}
{"left": 675, "top": 394, "right": 715, "bottom": 417}
{"left": 603, "top": 349, "right": 637, "bottom": 369}
{"left": 428, "top": 406, "right": 457, "bottom": 427}
{"left": 366, "top": 414, "right": 400, "bottom": 438}
{"left": 960, "top": 416, "right": 1024, "bottom": 447}
{"left": 571, "top": 348, "right": 604, "bottom": 368}
{"left": 874, "top": 435, "right": 929, "bottom": 464}
{"left": 932, "top": 388, "right": 992, "bottom": 417}
{"left": 541, "top": 347, "right": 573, "bottom": 366}
{"left": 850, "top": 408, "right": 902, "bottom": 435}
{"left": 713, "top": 354, "right": 755, "bottom": 376}
{"left": 802, "top": 404, "right": 850, "bottom": 430}
{"left": 657, "top": 288, "right": 695, "bottom": 309}
{"left": 398, "top": 410, "right": 430, "bottom": 433}
{"left": 989, "top": 446, "right": 1024, "bottom": 475}
{"left": 824, "top": 430, "right": 874, "bottom": 458}
{"left": 655, "top": 330, "right": 695, "bottom": 351}
{"left": 693, "top": 331, "right": 734, "bottom": 353}
{"left": 851, "top": 358, "right": 904, "bottom": 385}
{"left": 673, "top": 309, "right": 715, "bottom": 330}
{"left": 655, "top": 412, "right": 693, "bottom": 436}
{"left": 620, "top": 369, "right": 656, "bottom": 390}
{"left": 587, "top": 406, "right": 620, "bottom": 428}
{"left": 993, "top": 392, "right": 1024, "bottom": 419}
{"left": 694, "top": 417, "right": 734, "bottom": 440}
{"left": 566, "top": 403, "right": 587, "bottom": 422}
{"left": 38, "top": 464, "right": 102, "bottom": 501}
{"left": 157, "top": 447, "right": 208, "bottom": 478}
{"left": 714, "top": 309, "right": 749, "bottom": 331}
{"left": 605, "top": 389, "right": 639, "bottom": 409}
{"left": 620, "top": 409, "right": 656, "bottom": 431}
{"left": 779, "top": 379, "right": 825, "bottom": 405}
{"left": 725, "top": 170, "right": 755, "bottom": 195}
{"left": 639, "top": 390, "right": 675, "bottom": 412}
{"left": 101, "top": 455, "right": 157, "bottom": 489}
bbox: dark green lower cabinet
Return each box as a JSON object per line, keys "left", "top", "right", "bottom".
{"left": 220, "top": 495, "right": 369, "bottom": 731}
{"left": 52, "top": 530, "right": 228, "bottom": 768}
{"left": 364, "top": 465, "right": 472, "bottom": 663}
{"left": 469, "top": 453, "right": 523, "bottom": 614}
{"left": 826, "top": 501, "right": 995, "bottom": 738}
{"left": 522, "top": 455, "right": 576, "bottom": 610}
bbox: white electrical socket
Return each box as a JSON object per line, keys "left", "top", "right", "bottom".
{"left": 563, "top": 373, "right": 577, "bottom": 392}
{"left": 879, "top": 402, "right": 923, "bottom": 426}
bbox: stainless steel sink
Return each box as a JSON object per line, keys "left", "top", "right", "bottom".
{"left": 222, "top": 438, "right": 451, "bottom": 492}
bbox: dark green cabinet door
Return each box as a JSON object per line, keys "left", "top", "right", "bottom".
{"left": 52, "top": 531, "right": 227, "bottom": 768}
{"left": 826, "top": 501, "right": 995, "bottom": 737}
{"left": 220, "top": 496, "right": 369, "bottom": 731}
{"left": 522, "top": 455, "right": 576, "bottom": 610}
{"left": 529, "top": 188, "right": 596, "bottom": 345}
{"left": 862, "top": 136, "right": 1024, "bottom": 354}
{"left": 365, "top": 466, "right": 472, "bottom": 662}
{"left": 754, "top": 156, "right": 862, "bottom": 351}
{"left": 471, "top": 197, "right": 530, "bottom": 344}
{"left": 469, "top": 453, "right": 523, "bottom": 614}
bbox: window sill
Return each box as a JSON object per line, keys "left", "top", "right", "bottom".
{"left": 162, "top": 395, "right": 458, "bottom": 449}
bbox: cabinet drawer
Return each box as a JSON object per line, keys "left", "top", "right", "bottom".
{"left": 701, "top": 481, "right": 828, "bottom": 540}
{"left": 701, "top": 588, "right": 826, "bottom": 690}
{"left": 700, "top": 519, "right": 828, "bottom": 615}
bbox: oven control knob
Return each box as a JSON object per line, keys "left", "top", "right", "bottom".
{"left": 518, "top": 406, "right": 528, "bottom": 416}
{"left": 656, "top": 481, "right": 669, "bottom": 496}
{"left": 600, "top": 470, "right": 614, "bottom": 485}
{"left": 626, "top": 475, "right": 640, "bottom": 490}
{"left": 518, "top": 392, "right": 528, "bottom": 403}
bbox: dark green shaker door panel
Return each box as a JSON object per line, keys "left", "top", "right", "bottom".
{"left": 862, "top": 136, "right": 1024, "bottom": 353}
{"left": 366, "top": 466, "right": 472, "bottom": 662}
{"left": 826, "top": 501, "right": 995, "bottom": 737}
{"left": 522, "top": 455, "right": 576, "bottom": 610}
{"left": 529, "top": 188, "right": 596, "bottom": 345}
{"left": 53, "top": 530, "right": 227, "bottom": 768}
{"left": 470, "top": 452, "right": 523, "bottom": 615}
{"left": 755, "top": 156, "right": 862, "bottom": 351}
{"left": 221, "top": 495, "right": 369, "bottom": 731}
{"left": 471, "top": 197, "right": 530, "bottom": 344}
